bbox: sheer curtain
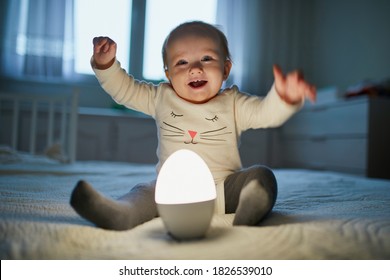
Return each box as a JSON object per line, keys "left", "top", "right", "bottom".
{"left": 217, "top": 0, "right": 312, "bottom": 96}
{"left": 216, "top": 0, "right": 261, "bottom": 92}
{"left": 1, "top": 0, "right": 74, "bottom": 80}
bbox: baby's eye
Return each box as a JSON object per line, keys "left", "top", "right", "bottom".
{"left": 201, "top": 56, "right": 213, "bottom": 62}
{"left": 175, "top": 60, "right": 187, "bottom": 66}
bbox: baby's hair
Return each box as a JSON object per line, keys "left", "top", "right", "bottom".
{"left": 162, "top": 21, "right": 232, "bottom": 70}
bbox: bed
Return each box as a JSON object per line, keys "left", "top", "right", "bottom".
{"left": 0, "top": 148, "right": 389, "bottom": 260}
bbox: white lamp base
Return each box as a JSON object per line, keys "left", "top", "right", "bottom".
{"left": 157, "top": 199, "right": 215, "bottom": 240}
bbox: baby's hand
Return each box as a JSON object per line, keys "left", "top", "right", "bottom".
{"left": 273, "top": 65, "right": 316, "bottom": 104}
{"left": 92, "top": 36, "right": 117, "bottom": 70}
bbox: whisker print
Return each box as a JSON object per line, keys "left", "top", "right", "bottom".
{"left": 161, "top": 120, "right": 232, "bottom": 143}
{"left": 162, "top": 122, "right": 185, "bottom": 132}
{"left": 163, "top": 134, "right": 184, "bottom": 137}
{"left": 200, "top": 137, "right": 226, "bottom": 141}
{"left": 201, "top": 132, "right": 232, "bottom": 137}
{"left": 161, "top": 121, "right": 185, "bottom": 138}
{"left": 160, "top": 127, "right": 185, "bottom": 135}
{"left": 201, "top": 126, "right": 228, "bottom": 135}
{"left": 199, "top": 126, "right": 232, "bottom": 142}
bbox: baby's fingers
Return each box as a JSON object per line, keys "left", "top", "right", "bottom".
{"left": 292, "top": 78, "right": 317, "bottom": 104}
{"left": 93, "top": 37, "right": 115, "bottom": 53}
{"left": 273, "top": 65, "right": 289, "bottom": 100}
{"left": 93, "top": 36, "right": 105, "bottom": 45}
{"left": 306, "top": 84, "right": 317, "bottom": 103}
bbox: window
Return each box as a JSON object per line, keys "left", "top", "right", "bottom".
{"left": 74, "top": 0, "right": 132, "bottom": 75}
{"left": 2, "top": 0, "right": 217, "bottom": 82}
{"left": 74, "top": 0, "right": 217, "bottom": 80}
{"left": 142, "top": 0, "right": 217, "bottom": 80}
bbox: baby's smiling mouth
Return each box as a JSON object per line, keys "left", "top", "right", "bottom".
{"left": 188, "top": 80, "right": 207, "bottom": 88}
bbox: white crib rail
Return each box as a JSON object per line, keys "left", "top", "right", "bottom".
{"left": 0, "top": 90, "right": 78, "bottom": 163}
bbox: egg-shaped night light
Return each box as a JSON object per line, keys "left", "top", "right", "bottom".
{"left": 155, "top": 149, "right": 216, "bottom": 240}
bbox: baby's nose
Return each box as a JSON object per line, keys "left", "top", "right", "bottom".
{"left": 190, "top": 63, "right": 203, "bottom": 75}
{"left": 191, "top": 69, "right": 201, "bottom": 75}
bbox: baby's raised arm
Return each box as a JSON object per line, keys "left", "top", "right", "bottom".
{"left": 273, "top": 65, "right": 316, "bottom": 104}
{"left": 92, "top": 36, "right": 117, "bottom": 70}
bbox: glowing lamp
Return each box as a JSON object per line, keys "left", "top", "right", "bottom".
{"left": 155, "top": 149, "right": 216, "bottom": 240}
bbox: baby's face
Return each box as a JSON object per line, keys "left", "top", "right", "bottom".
{"left": 165, "top": 34, "right": 231, "bottom": 104}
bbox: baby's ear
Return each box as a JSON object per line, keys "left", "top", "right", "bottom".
{"left": 165, "top": 69, "right": 171, "bottom": 82}
{"left": 223, "top": 60, "right": 232, "bottom": 80}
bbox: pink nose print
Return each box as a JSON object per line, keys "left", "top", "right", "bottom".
{"left": 188, "top": 130, "right": 197, "bottom": 139}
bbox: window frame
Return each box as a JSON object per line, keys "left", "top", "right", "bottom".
{"left": 128, "top": 0, "right": 147, "bottom": 81}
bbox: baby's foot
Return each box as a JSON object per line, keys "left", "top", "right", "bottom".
{"left": 70, "top": 180, "right": 132, "bottom": 230}
{"left": 70, "top": 180, "right": 98, "bottom": 210}
{"left": 233, "top": 179, "right": 272, "bottom": 226}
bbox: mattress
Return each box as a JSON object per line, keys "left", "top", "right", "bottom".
{"left": 0, "top": 149, "right": 389, "bottom": 259}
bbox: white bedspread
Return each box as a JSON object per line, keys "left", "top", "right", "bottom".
{"left": 1, "top": 153, "right": 390, "bottom": 259}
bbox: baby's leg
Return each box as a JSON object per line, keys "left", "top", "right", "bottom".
{"left": 224, "top": 165, "right": 277, "bottom": 226}
{"left": 70, "top": 180, "right": 157, "bottom": 230}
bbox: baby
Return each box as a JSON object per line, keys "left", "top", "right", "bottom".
{"left": 71, "top": 21, "right": 316, "bottom": 230}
